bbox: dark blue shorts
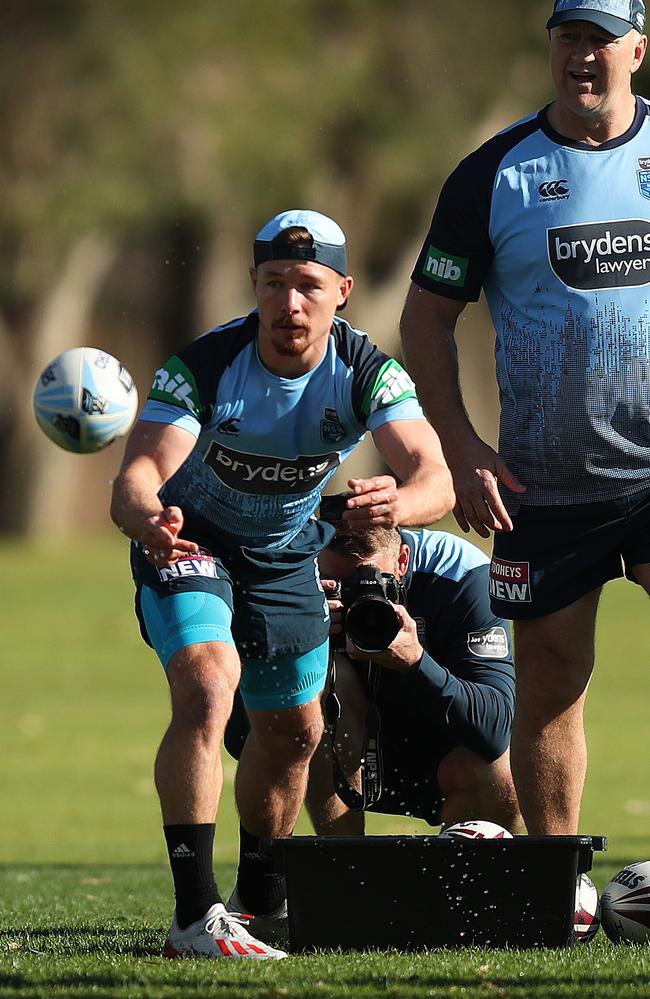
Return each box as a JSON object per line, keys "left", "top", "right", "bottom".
{"left": 131, "top": 518, "right": 335, "bottom": 709}
{"left": 490, "top": 486, "right": 650, "bottom": 619}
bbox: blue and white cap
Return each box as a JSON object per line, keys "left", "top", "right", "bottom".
{"left": 547, "top": 0, "right": 646, "bottom": 36}
{"left": 253, "top": 210, "right": 348, "bottom": 276}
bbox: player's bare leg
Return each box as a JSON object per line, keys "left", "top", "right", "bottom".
{"left": 437, "top": 746, "right": 523, "bottom": 832}
{"left": 236, "top": 698, "right": 325, "bottom": 837}
{"left": 510, "top": 590, "right": 601, "bottom": 835}
{"left": 155, "top": 642, "right": 241, "bottom": 823}
{"left": 156, "top": 643, "right": 285, "bottom": 959}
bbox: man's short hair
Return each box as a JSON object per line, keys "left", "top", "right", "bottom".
{"left": 269, "top": 226, "right": 313, "bottom": 254}
{"left": 325, "top": 522, "right": 402, "bottom": 561}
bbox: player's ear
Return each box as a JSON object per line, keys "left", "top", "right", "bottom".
{"left": 398, "top": 543, "right": 410, "bottom": 577}
{"left": 337, "top": 275, "right": 354, "bottom": 308}
{"left": 249, "top": 267, "right": 258, "bottom": 292}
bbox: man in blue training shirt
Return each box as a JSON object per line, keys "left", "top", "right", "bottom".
{"left": 400, "top": 2, "right": 650, "bottom": 837}
{"left": 111, "top": 209, "right": 453, "bottom": 960}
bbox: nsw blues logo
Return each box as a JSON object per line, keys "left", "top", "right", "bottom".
{"left": 638, "top": 158, "right": 650, "bottom": 200}
{"left": 321, "top": 407, "right": 346, "bottom": 444}
{"left": 638, "top": 171, "right": 650, "bottom": 201}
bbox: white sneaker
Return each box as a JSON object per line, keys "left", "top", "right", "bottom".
{"left": 163, "top": 902, "right": 287, "bottom": 960}
{"left": 226, "top": 887, "right": 289, "bottom": 946}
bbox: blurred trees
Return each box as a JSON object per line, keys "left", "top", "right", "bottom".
{"left": 0, "top": 0, "right": 601, "bottom": 533}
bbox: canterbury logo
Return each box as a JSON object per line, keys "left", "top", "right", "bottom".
{"left": 217, "top": 418, "right": 240, "bottom": 436}
{"left": 539, "top": 180, "right": 569, "bottom": 200}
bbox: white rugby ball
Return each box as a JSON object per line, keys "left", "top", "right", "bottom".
{"left": 33, "top": 347, "right": 139, "bottom": 453}
{"left": 574, "top": 873, "right": 600, "bottom": 943}
{"left": 439, "top": 820, "right": 513, "bottom": 840}
{"left": 601, "top": 861, "right": 650, "bottom": 944}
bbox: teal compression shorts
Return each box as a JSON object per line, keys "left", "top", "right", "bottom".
{"left": 240, "top": 641, "right": 329, "bottom": 711}
{"left": 139, "top": 585, "right": 328, "bottom": 710}
{"left": 139, "top": 586, "right": 235, "bottom": 666}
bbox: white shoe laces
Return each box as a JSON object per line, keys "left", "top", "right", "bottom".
{"left": 205, "top": 909, "right": 252, "bottom": 940}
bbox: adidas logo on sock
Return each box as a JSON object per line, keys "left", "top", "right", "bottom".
{"left": 172, "top": 843, "right": 195, "bottom": 859}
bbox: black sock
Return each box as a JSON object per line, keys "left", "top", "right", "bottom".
{"left": 164, "top": 823, "right": 221, "bottom": 929}
{"left": 235, "top": 824, "right": 286, "bottom": 915}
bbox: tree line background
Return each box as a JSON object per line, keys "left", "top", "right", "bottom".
{"left": 3, "top": 0, "right": 645, "bottom": 536}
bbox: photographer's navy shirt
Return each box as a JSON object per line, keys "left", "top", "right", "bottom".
{"left": 378, "top": 528, "right": 515, "bottom": 762}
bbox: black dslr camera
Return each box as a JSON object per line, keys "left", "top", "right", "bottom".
{"left": 331, "top": 565, "right": 402, "bottom": 654}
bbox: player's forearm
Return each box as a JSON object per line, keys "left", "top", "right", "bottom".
{"left": 396, "top": 463, "right": 454, "bottom": 526}
{"left": 110, "top": 462, "right": 166, "bottom": 542}
{"left": 372, "top": 421, "right": 454, "bottom": 526}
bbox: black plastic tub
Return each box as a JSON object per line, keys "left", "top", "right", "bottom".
{"left": 272, "top": 834, "right": 607, "bottom": 950}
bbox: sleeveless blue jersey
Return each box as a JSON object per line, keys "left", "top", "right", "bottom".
{"left": 139, "top": 311, "right": 423, "bottom": 547}
{"left": 412, "top": 97, "right": 650, "bottom": 509}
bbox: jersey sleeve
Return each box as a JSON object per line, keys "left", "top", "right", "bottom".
{"left": 332, "top": 320, "right": 425, "bottom": 429}
{"left": 405, "top": 563, "right": 515, "bottom": 760}
{"left": 410, "top": 154, "right": 494, "bottom": 303}
{"left": 139, "top": 353, "right": 204, "bottom": 437}
{"left": 138, "top": 315, "right": 256, "bottom": 436}
{"left": 410, "top": 115, "right": 542, "bottom": 303}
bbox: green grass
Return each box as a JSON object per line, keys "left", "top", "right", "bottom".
{"left": 1, "top": 534, "right": 649, "bottom": 997}
{"left": 1, "top": 863, "right": 650, "bottom": 998}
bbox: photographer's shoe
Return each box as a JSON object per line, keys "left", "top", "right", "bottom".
{"left": 226, "top": 887, "right": 289, "bottom": 946}
{"left": 163, "top": 902, "right": 287, "bottom": 960}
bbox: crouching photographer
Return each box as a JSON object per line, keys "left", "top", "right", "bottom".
{"left": 223, "top": 504, "right": 522, "bottom": 940}
{"left": 309, "top": 507, "right": 523, "bottom": 836}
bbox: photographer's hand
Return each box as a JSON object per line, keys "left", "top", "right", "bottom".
{"left": 321, "top": 578, "right": 345, "bottom": 638}
{"left": 346, "top": 604, "right": 423, "bottom": 672}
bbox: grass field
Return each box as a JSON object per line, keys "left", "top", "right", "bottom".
{"left": 1, "top": 534, "right": 649, "bottom": 998}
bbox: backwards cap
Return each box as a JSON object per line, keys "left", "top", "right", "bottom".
{"left": 253, "top": 210, "right": 348, "bottom": 276}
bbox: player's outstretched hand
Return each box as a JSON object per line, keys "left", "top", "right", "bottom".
{"left": 140, "top": 506, "right": 200, "bottom": 566}
{"left": 340, "top": 475, "right": 401, "bottom": 526}
{"left": 449, "top": 442, "right": 525, "bottom": 538}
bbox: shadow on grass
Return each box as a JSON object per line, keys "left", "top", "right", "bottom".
{"left": 0, "top": 926, "right": 160, "bottom": 958}
{"left": 1, "top": 968, "right": 649, "bottom": 999}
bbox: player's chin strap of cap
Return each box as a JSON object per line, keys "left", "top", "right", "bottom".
{"left": 324, "top": 654, "right": 383, "bottom": 811}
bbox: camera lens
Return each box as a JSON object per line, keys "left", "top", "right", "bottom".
{"left": 345, "top": 595, "right": 400, "bottom": 653}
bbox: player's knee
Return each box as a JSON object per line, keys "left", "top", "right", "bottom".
{"left": 514, "top": 627, "right": 594, "bottom": 704}
{"left": 167, "top": 646, "right": 240, "bottom": 732}
{"left": 252, "top": 711, "right": 324, "bottom": 765}
{"left": 514, "top": 665, "right": 590, "bottom": 720}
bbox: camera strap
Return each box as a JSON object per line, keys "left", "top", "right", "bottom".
{"left": 324, "top": 654, "right": 383, "bottom": 812}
